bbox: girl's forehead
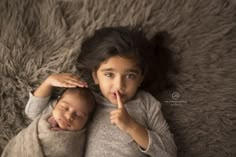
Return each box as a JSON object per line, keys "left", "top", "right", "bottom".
{"left": 97, "top": 56, "right": 142, "bottom": 74}
{"left": 101, "top": 56, "right": 139, "bottom": 68}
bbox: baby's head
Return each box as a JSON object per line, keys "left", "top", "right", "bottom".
{"left": 78, "top": 26, "right": 153, "bottom": 105}
{"left": 52, "top": 87, "right": 96, "bottom": 131}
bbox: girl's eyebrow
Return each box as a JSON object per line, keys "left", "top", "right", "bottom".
{"left": 100, "top": 68, "right": 114, "bottom": 72}
{"left": 127, "top": 69, "right": 140, "bottom": 74}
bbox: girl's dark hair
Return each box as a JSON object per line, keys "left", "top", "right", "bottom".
{"left": 144, "top": 31, "right": 177, "bottom": 94}
{"left": 77, "top": 26, "right": 153, "bottom": 89}
{"left": 77, "top": 26, "right": 176, "bottom": 95}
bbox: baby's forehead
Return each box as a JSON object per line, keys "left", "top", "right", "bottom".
{"left": 59, "top": 96, "right": 90, "bottom": 113}
{"left": 63, "top": 88, "right": 82, "bottom": 95}
{"left": 62, "top": 88, "right": 89, "bottom": 99}
{"left": 61, "top": 89, "right": 95, "bottom": 109}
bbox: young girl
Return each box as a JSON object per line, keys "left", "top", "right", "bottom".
{"left": 77, "top": 26, "right": 177, "bottom": 157}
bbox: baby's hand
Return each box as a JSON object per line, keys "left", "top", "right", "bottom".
{"left": 110, "top": 91, "right": 135, "bottom": 133}
{"left": 45, "top": 73, "right": 88, "bottom": 88}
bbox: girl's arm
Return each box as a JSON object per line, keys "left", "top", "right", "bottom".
{"left": 126, "top": 119, "right": 149, "bottom": 149}
{"left": 110, "top": 91, "right": 149, "bottom": 149}
{"left": 110, "top": 91, "right": 177, "bottom": 157}
{"left": 139, "top": 92, "right": 177, "bottom": 157}
{"left": 25, "top": 92, "right": 51, "bottom": 120}
{"left": 33, "top": 73, "right": 87, "bottom": 97}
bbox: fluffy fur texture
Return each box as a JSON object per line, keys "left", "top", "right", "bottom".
{"left": 0, "top": 0, "right": 235, "bottom": 156}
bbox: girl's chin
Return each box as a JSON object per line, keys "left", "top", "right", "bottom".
{"left": 106, "top": 96, "right": 118, "bottom": 105}
{"left": 107, "top": 99, "right": 117, "bottom": 105}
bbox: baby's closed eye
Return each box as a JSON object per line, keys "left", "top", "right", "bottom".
{"left": 60, "top": 105, "right": 68, "bottom": 110}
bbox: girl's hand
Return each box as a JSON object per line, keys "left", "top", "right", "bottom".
{"left": 45, "top": 73, "right": 88, "bottom": 88}
{"left": 110, "top": 90, "right": 135, "bottom": 133}
{"left": 110, "top": 90, "right": 149, "bottom": 149}
{"left": 33, "top": 73, "right": 87, "bottom": 97}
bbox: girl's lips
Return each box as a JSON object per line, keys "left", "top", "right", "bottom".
{"left": 111, "top": 92, "right": 124, "bottom": 99}
{"left": 111, "top": 93, "right": 117, "bottom": 99}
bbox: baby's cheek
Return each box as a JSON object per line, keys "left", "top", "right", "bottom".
{"left": 52, "top": 110, "right": 56, "bottom": 118}
{"left": 52, "top": 109, "right": 62, "bottom": 120}
{"left": 75, "top": 119, "right": 86, "bottom": 129}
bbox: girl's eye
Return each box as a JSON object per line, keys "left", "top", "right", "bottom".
{"left": 104, "top": 72, "right": 114, "bottom": 78}
{"left": 126, "top": 74, "right": 136, "bottom": 79}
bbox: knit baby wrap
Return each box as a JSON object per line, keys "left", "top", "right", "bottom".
{"left": 2, "top": 113, "right": 86, "bottom": 157}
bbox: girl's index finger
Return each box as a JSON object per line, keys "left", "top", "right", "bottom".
{"left": 116, "top": 90, "right": 124, "bottom": 109}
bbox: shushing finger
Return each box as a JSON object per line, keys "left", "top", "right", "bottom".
{"left": 116, "top": 90, "right": 124, "bottom": 109}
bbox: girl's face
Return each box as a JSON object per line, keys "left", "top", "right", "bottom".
{"left": 92, "top": 55, "right": 144, "bottom": 105}
{"left": 52, "top": 92, "right": 89, "bottom": 131}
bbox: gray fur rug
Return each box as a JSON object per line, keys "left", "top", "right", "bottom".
{"left": 0, "top": 0, "right": 235, "bottom": 156}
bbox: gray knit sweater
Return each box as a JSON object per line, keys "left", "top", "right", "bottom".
{"left": 25, "top": 90, "right": 177, "bottom": 157}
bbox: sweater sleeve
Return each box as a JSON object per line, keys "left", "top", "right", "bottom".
{"left": 25, "top": 92, "right": 52, "bottom": 120}
{"left": 139, "top": 92, "right": 177, "bottom": 157}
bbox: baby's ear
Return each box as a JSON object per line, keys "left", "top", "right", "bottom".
{"left": 92, "top": 71, "right": 99, "bottom": 84}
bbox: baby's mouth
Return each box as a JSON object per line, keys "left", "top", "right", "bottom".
{"left": 60, "top": 119, "right": 71, "bottom": 128}
{"left": 66, "top": 123, "right": 71, "bottom": 127}
{"left": 48, "top": 116, "right": 59, "bottom": 127}
{"left": 57, "top": 119, "right": 71, "bottom": 128}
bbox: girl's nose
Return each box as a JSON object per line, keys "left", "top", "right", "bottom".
{"left": 114, "top": 76, "right": 125, "bottom": 90}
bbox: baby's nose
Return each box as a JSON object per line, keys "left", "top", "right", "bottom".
{"left": 65, "top": 112, "right": 74, "bottom": 121}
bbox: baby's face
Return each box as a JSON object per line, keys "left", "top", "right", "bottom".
{"left": 52, "top": 92, "right": 90, "bottom": 131}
